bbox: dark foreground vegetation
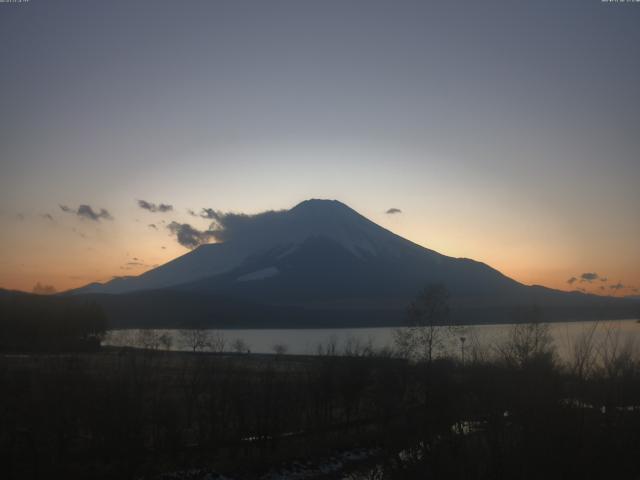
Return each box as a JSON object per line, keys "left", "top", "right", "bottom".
{"left": 2, "top": 288, "right": 639, "bottom": 479}
{"left": 0, "top": 293, "right": 106, "bottom": 352}
{"left": 2, "top": 336, "right": 640, "bottom": 480}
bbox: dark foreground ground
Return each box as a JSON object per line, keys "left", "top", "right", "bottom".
{"left": 1, "top": 346, "right": 640, "bottom": 480}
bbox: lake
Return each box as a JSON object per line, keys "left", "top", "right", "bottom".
{"left": 104, "top": 319, "right": 640, "bottom": 361}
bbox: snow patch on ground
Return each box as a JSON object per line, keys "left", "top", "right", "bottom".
{"left": 153, "top": 447, "right": 379, "bottom": 480}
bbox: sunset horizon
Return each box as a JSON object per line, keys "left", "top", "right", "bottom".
{"left": 2, "top": 195, "right": 637, "bottom": 297}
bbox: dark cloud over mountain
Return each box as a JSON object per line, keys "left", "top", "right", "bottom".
{"left": 167, "top": 222, "right": 216, "bottom": 249}
{"left": 168, "top": 207, "right": 298, "bottom": 248}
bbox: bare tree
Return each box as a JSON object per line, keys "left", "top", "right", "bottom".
{"left": 343, "top": 335, "right": 374, "bottom": 357}
{"left": 231, "top": 338, "right": 249, "bottom": 353}
{"left": 465, "top": 327, "right": 489, "bottom": 364}
{"left": 136, "top": 329, "right": 161, "bottom": 350}
{"left": 394, "top": 284, "right": 455, "bottom": 362}
{"left": 316, "top": 335, "right": 339, "bottom": 356}
{"left": 497, "top": 306, "right": 555, "bottom": 368}
{"left": 598, "top": 322, "right": 636, "bottom": 381}
{"left": 159, "top": 332, "right": 173, "bottom": 351}
{"left": 568, "top": 322, "right": 599, "bottom": 380}
{"left": 180, "top": 328, "right": 212, "bottom": 352}
{"left": 272, "top": 343, "right": 288, "bottom": 356}
{"left": 209, "top": 331, "right": 226, "bottom": 353}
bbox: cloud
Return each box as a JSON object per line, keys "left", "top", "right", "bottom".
{"left": 32, "top": 282, "right": 57, "bottom": 295}
{"left": 167, "top": 222, "right": 216, "bottom": 249}
{"left": 72, "top": 227, "right": 87, "bottom": 239}
{"left": 187, "top": 209, "right": 197, "bottom": 217}
{"left": 567, "top": 277, "right": 577, "bottom": 285}
{"left": 600, "top": 277, "right": 608, "bottom": 282}
{"left": 121, "top": 262, "right": 144, "bottom": 270}
{"left": 609, "top": 282, "right": 624, "bottom": 291}
{"left": 78, "top": 205, "right": 113, "bottom": 221}
{"left": 148, "top": 223, "right": 157, "bottom": 230}
{"left": 199, "top": 208, "right": 219, "bottom": 220}
{"left": 196, "top": 208, "right": 286, "bottom": 243}
{"left": 41, "top": 213, "right": 54, "bottom": 221}
{"left": 385, "top": 208, "right": 402, "bottom": 215}
{"left": 168, "top": 207, "right": 285, "bottom": 248}
{"left": 580, "top": 272, "right": 599, "bottom": 283}
{"left": 60, "top": 204, "right": 113, "bottom": 222}
{"left": 119, "top": 258, "right": 152, "bottom": 271}
{"left": 138, "top": 200, "right": 173, "bottom": 213}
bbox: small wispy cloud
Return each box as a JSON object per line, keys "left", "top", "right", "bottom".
{"left": 385, "top": 208, "right": 402, "bottom": 215}
{"left": 567, "top": 277, "right": 577, "bottom": 285}
{"left": 138, "top": 200, "right": 173, "bottom": 213}
{"left": 60, "top": 204, "right": 113, "bottom": 222}
{"left": 580, "top": 272, "right": 599, "bottom": 283}
{"left": 119, "top": 258, "right": 152, "bottom": 271}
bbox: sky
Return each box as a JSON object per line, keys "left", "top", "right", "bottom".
{"left": 1, "top": 0, "right": 639, "bottom": 295}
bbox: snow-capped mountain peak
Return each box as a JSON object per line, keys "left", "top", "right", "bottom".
{"left": 71, "top": 199, "right": 427, "bottom": 294}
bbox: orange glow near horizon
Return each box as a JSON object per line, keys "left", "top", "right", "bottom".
{"left": 1, "top": 200, "right": 638, "bottom": 297}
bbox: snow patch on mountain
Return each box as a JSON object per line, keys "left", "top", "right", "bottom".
{"left": 237, "top": 267, "right": 279, "bottom": 282}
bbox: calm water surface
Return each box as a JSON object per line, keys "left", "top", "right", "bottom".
{"left": 104, "top": 319, "right": 640, "bottom": 360}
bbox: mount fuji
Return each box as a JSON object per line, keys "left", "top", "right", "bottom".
{"left": 69, "top": 199, "right": 637, "bottom": 328}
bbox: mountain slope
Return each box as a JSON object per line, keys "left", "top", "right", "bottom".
{"left": 68, "top": 199, "right": 639, "bottom": 327}
{"left": 74, "top": 199, "right": 521, "bottom": 297}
